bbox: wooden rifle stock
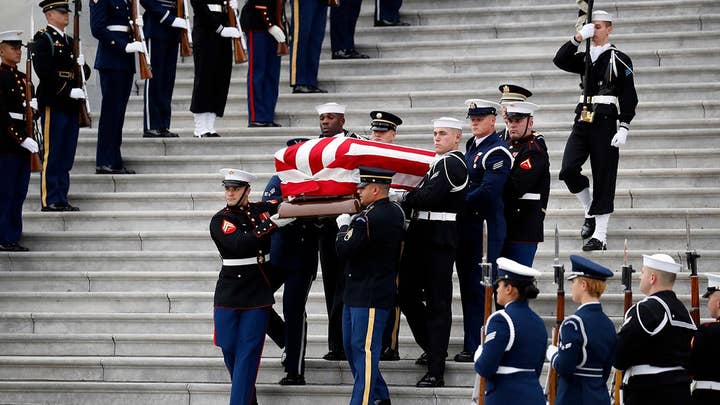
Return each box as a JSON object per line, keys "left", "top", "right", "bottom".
{"left": 73, "top": 0, "right": 92, "bottom": 128}
{"left": 227, "top": 2, "right": 247, "bottom": 64}
{"left": 276, "top": 0, "right": 288, "bottom": 55}
{"left": 25, "top": 49, "right": 42, "bottom": 172}
{"left": 686, "top": 217, "right": 701, "bottom": 326}
{"left": 474, "top": 220, "right": 492, "bottom": 405}
{"left": 178, "top": 0, "right": 193, "bottom": 57}
{"left": 130, "top": 0, "right": 153, "bottom": 79}
{"left": 614, "top": 241, "right": 634, "bottom": 405}
{"left": 547, "top": 237, "right": 564, "bottom": 405}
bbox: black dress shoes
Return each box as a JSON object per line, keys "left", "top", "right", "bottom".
{"left": 95, "top": 165, "right": 136, "bottom": 174}
{"left": 322, "top": 350, "right": 346, "bottom": 361}
{"left": 160, "top": 129, "right": 179, "bottom": 137}
{"left": 380, "top": 347, "right": 400, "bottom": 361}
{"left": 416, "top": 373, "right": 444, "bottom": 388}
{"left": 415, "top": 352, "right": 428, "bottom": 365}
{"left": 581, "top": 217, "right": 596, "bottom": 239}
{"left": 332, "top": 49, "right": 370, "bottom": 60}
{"left": 278, "top": 373, "right": 305, "bottom": 386}
{"left": 249, "top": 121, "right": 282, "bottom": 128}
{"left": 41, "top": 202, "right": 79, "bottom": 212}
{"left": 144, "top": 129, "right": 179, "bottom": 138}
{"left": 453, "top": 351, "right": 474, "bottom": 362}
{"left": 374, "top": 400, "right": 391, "bottom": 405}
{"left": 0, "top": 242, "right": 29, "bottom": 252}
{"left": 292, "top": 85, "right": 328, "bottom": 94}
{"left": 582, "top": 238, "right": 607, "bottom": 251}
{"left": 374, "top": 19, "right": 410, "bottom": 27}
{"left": 196, "top": 132, "right": 221, "bottom": 138}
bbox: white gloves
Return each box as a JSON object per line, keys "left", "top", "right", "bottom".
{"left": 76, "top": 54, "right": 85, "bottom": 66}
{"left": 69, "top": 88, "right": 86, "bottom": 100}
{"left": 473, "top": 344, "right": 483, "bottom": 362}
{"left": 611, "top": 127, "right": 629, "bottom": 148}
{"left": 220, "top": 27, "right": 241, "bottom": 38}
{"left": 268, "top": 25, "right": 286, "bottom": 43}
{"left": 546, "top": 345, "right": 559, "bottom": 362}
{"left": 336, "top": 213, "right": 351, "bottom": 228}
{"left": 240, "top": 31, "right": 247, "bottom": 50}
{"left": 125, "top": 41, "right": 146, "bottom": 54}
{"left": 577, "top": 23, "right": 595, "bottom": 41}
{"left": 20, "top": 137, "right": 39, "bottom": 153}
{"left": 134, "top": 18, "right": 144, "bottom": 28}
{"left": 388, "top": 189, "right": 406, "bottom": 203}
{"left": 24, "top": 98, "right": 38, "bottom": 110}
{"left": 270, "top": 213, "right": 295, "bottom": 228}
{"left": 171, "top": 18, "right": 189, "bottom": 30}
{"left": 229, "top": 0, "right": 239, "bottom": 10}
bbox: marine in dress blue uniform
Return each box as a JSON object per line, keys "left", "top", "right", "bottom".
{"left": 614, "top": 254, "right": 696, "bottom": 405}
{"left": 140, "top": 0, "right": 185, "bottom": 138}
{"left": 500, "top": 102, "right": 549, "bottom": 266}
{"left": 473, "top": 258, "right": 547, "bottom": 405}
{"left": 546, "top": 255, "right": 616, "bottom": 405}
{"left": 90, "top": 0, "right": 140, "bottom": 174}
{"left": 0, "top": 31, "right": 34, "bottom": 252}
{"left": 496, "top": 84, "right": 533, "bottom": 143}
{"left": 336, "top": 167, "right": 405, "bottom": 405}
{"left": 455, "top": 99, "right": 512, "bottom": 362}
{"left": 689, "top": 273, "right": 720, "bottom": 404}
{"left": 288, "top": 0, "right": 327, "bottom": 93}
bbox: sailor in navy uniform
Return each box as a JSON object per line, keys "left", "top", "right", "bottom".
{"left": 336, "top": 166, "right": 405, "bottom": 405}
{"left": 496, "top": 84, "right": 533, "bottom": 142}
{"left": 90, "top": 0, "right": 144, "bottom": 174}
{"left": 546, "top": 255, "right": 616, "bottom": 405}
{"left": 473, "top": 257, "right": 547, "bottom": 405}
{"left": 0, "top": 31, "right": 36, "bottom": 252}
{"left": 316, "top": 102, "right": 365, "bottom": 139}
{"left": 140, "top": 0, "right": 188, "bottom": 138}
{"left": 455, "top": 99, "right": 512, "bottom": 362}
{"left": 210, "top": 168, "right": 294, "bottom": 405}
{"left": 501, "top": 101, "right": 549, "bottom": 266}
{"left": 553, "top": 10, "right": 638, "bottom": 251}
{"left": 397, "top": 117, "right": 468, "bottom": 386}
{"left": 288, "top": 0, "right": 327, "bottom": 93}
{"left": 689, "top": 273, "right": 720, "bottom": 404}
{"left": 34, "top": 0, "right": 91, "bottom": 210}
{"left": 614, "top": 254, "right": 696, "bottom": 405}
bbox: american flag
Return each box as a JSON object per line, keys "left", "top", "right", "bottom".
{"left": 274, "top": 137, "right": 438, "bottom": 198}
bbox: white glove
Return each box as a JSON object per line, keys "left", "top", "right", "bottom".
{"left": 134, "top": 18, "right": 144, "bottom": 28}
{"left": 270, "top": 213, "right": 295, "bottom": 228}
{"left": 240, "top": 31, "right": 247, "bottom": 50}
{"left": 611, "top": 127, "right": 629, "bottom": 148}
{"left": 268, "top": 25, "right": 286, "bottom": 43}
{"left": 577, "top": 23, "right": 595, "bottom": 41}
{"left": 25, "top": 98, "right": 38, "bottom": 110}
{"left": 473, "top": 344, "right": 483, "bottom": 362}
{"left": 388, "top": 189, "right": 406, "bottom": 203}
{"left": 125, "top": 41, "right": 146, "bottom": 54}
{"left": 229, "top": 0, "right": 239, "bottom": 10}
{"left": 20, "top": 137, "right": 39, "bottom": 153}
{"left": 69, "top": 88, "right": 86, "bottom": 100}
{"left": 220, "top": 27, "right": 241, "bottom": 38}
{"left": 76, "top": 54, "right": 85, "bottom": 66}
{"left": 171, "top": 18, "right": 189, "bottom": 30}
{"left": 336, "top": 213, "right": 351, "bottom": 228}
{"left": 546, "top": 345, "right": 559, "bottom": 362}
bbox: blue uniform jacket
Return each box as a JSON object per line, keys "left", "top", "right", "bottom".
{"left": 90, "top": 0, "right": 136, "bottom": 71}
{"left": 141, "top": 0, "right": 182, "bottom": 40}
{"left": 474, "top": 300, "right": 547, "bottom": 405}
{"left": 550, "top": 302, "right": 617, "bottom": 405}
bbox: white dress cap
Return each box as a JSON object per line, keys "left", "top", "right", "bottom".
{"left": 0, "top": 30, "right": 23, "bottom": 43}
{"left": 315, "top": 102, "right": 346, "bottom": 115}
{"left": 642, "top": 253, "right": 681, "bottom": 274}
{"left": 219, "top": 168, "right": 257, "bottom": 184}
{"left": 496, "top": 257, "right": 542, "bottom": 280}
{"left": 504, "top": 101, "right": 539, "bottom": 116}
{"left": 592, "top": 10, "right": 613, "bottom": 22}
{"left": 432, "top": 117, "right": 463, "bottom": 130}
{"left": 707, "top": 273, "right": 720, "bottom": 290}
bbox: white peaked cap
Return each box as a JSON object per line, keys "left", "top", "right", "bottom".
{"left": 432, "top": 117, "right": 463, "bottom": 130}
{"left": 592, "top": 10, "right": 613, "bottom": 22}
{"left": 642, "top": 253, "right": 681, "bottom": 274}
{"left": 505, "top": 101, "right": 539, "bottom": 116}
{"left": 0, "top": 30, "right": 23, "bottom": 43}
{"left": 496, "top": 257, "right": 542, "bottom": 279}
{"left": 219, "top": 168, "right": 257, "bottom": 184}
{"left": 315, "top": 102, "right": 346, "bottom": 115}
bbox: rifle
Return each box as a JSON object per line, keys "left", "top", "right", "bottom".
{"left": 178, "top": 0, "right": 193, "bottom": 57}
{"left": 471, "top": 220, "right": 494, "bottom": 404}
{"left": 613, "top": 239, "right": 634, "bottom": 405}
{"left": 73, "top": 0, "right": 92, "bottom": 128}
{"left": 130, "top": 0, "right": 153, "bottom": 79}
{"left": 276, "top": 0, "right": 289, "bottom": 55}
{"left": 546, "top": 225, "right": 564, "bottom": 405}
{"left": 579, "top": 0, "right": 595, "bottom": 123}
{"left": 25, "top": 42, "right": 42, "bottom": 173}
{"left": 227, "top": 1, "right": 247, "bottom": 64}
{"left": 686, "top": 215, "right": 701, "bottom": 326}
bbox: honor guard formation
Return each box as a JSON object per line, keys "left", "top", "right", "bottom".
{"left": 1, "top": 1, "right": 718, "bottom": 405}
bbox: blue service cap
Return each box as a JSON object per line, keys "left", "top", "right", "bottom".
{"left": 39, "top": 0, "right": 70, "bottom": 12}
{"left": 357, "top": 166, "right": 395, "bottom": 188}
{"left": 496, "top": 257, "right": 541, "bottom": 283}
{"left": 465, "top": 99, "right": 502, "bottom": 118}
{"left": 568, "top": 255, "right": 614, "bottom": 280}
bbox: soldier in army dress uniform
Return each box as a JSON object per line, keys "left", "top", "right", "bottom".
{"left": 689, "top": 273, "right": 720, "bottom": 404}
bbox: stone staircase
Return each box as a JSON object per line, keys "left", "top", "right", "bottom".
{"left": 1, "top": 0, "right": 719, "bottom": 403}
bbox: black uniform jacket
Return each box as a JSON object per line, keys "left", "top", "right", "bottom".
{"left": 689, "top": 319, "right": 720, "bottom": 396}
{"left": 336, "top": 198, "right": 405, "bottom": 309}
{"left": 0, "top": 64, "right": 32, "bottom": 158}
{"left": 504, "top": 131, "right": 550, "bottom": 243}
{"left": 209, "top": 201, "right": 280, "bottom": 309}
{"left": 240, "top": 0, "right": 283, "bottom": 32}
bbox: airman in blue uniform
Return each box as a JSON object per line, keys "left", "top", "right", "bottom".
{"left": 473, "top": 257, "right": 547, "bottom": 405}
{"left": 546, "top": 255, "right": 616, "bottom": 405}
{"left": 455, "top": 99, "right": 512, "bottom": 362}
{"left": 288, "top": 0, "right": 327, "bottom": 93}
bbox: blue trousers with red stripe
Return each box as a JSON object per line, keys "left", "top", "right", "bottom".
{"left": 343, "top": 305, "right": 390, "bottom": 405}
{"left": 214, "top": 307, "right": 269, "bottom": 405}
{"left": 0, "top": 156, "right": 30, "bottom": 244}
{"left": 246, "top": 31, "right": 281, "bottom": 124}
{"left": 40, "top": 107, "right": 79, "bottom": 207}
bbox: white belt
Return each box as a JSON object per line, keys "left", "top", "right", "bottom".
{"left": 695, "top": 381, "right": 720, "bottom": 391}
{"left": 415, "top": 210, "right": 456, "bottom": 221}
{"left": 519, "top": 193, "right": 540, "bottom": 201}
{"left": 623, "top": 365, "right": 684, "bottom": 383}
{"left": 8, "top": 112, "right": 23, "bottom": 120}
{"left": 207, "top": 4, "right": 223, "bottom": 12}
{"left": 579, "top": 95, "right": 618, "bottom": 105}
{"left": 496, "top": 366, "right": 534, "bottom": 375}
{"left": 222, "top": 255, "right": 269, "bottom": 266}
{"left": 107, "top": 25, "right": 131, "bottom": 32}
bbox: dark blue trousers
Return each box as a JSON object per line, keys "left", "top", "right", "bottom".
{"left": 343, "top": 306, "right": 390, "bottom": 405}
{"left": 501, "top": 242, "right": 538, "bottom": 267}
{"left": 330, "top": 0, "right": 361, "bottom": 52}
{"left": 289, "top": 0, "right": 327, "bottom": 87}
{"left": 375, "top": 0, "right": 403, "bottom": 22}
{"left": 0, "top": 156, "right": 30, "bottom": 244}
{"left": 214, "top": 307, "right": 268, "bottom": 405}
{"left": 144, "top": 37, "right": 178, "bottom": 132}
{"left": 40, "top": 107, "right": 79, "bottom": 207}
{"left": 281, "top": 262, "right": 317, "bottom": 376}
{"left": 97, "top": 69, "right": 133, "bottom": 169}
{"left": 247, "top": 31, "right": 281, "bottom": 124}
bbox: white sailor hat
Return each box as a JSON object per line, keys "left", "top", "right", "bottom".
{"left": 642, "top": 253, "right": 681, "bottom": 274}
{"left": 592, "top": 10, "right": 613, "bottom": 22}
{"left": 702, "top": 273, "right": 720, "bottom": 298}
{"left": 496, "top": 257, "right": 541, "bottom": 283}
{"left": 432, "top": 116, "right": 463, "bottom": 130}
{"left": 315, "top": 102, "right": 346, "bottom": 115}
{"left": 465, "top": 99, "right": 502, "bottom": 118}
{"left": 220, "top": 168, "right": 256, "bottom": 187}
{"left": 504, "top": 101, "right": 539, "bottom": 118}
{"left": 0, "top": 31, "right": 23, "bottom": 45}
